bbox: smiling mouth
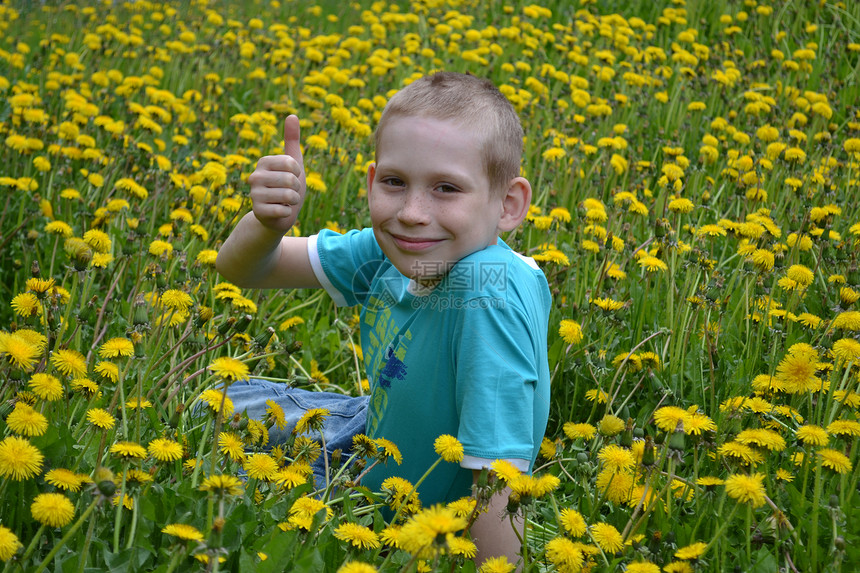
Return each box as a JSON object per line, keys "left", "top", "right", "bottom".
{"left": 390, "top": 234, "right": 442, "bottom": 252}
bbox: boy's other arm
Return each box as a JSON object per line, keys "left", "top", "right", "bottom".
{"left": 216, "top": 115, "right": 321, "bottom": 289}
{"left": 471, "top": 471, "right": 524, "bottom": 570}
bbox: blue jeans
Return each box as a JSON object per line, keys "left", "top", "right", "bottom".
{"left": 227, "top": 379, "right": 369, "bottom": 488}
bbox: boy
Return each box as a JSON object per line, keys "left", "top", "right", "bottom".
{"left": 216, "top": 72, "right": 551, "bottom": 565}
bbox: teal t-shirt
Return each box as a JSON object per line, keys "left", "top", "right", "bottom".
{"left": 309, "top": 228, "right": 551, "bottom": 505}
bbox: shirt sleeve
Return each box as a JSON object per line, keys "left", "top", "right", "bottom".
{"left": 453, "top": 298, "right": 544, "bottom": 467}
{"left": 308, "top": 228, "right": 385, "bottom": 307}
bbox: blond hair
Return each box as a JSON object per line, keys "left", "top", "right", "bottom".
{"left": 374, "top": 72, "right": 523, "bottom": 193}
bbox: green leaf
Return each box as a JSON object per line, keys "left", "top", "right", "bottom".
{"left": 749, "top": 547, "right": 779, "bottom": 573}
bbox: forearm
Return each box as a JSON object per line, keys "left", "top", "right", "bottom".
{"left": 471, "top": 486, "right": 523, "bottom": 570}
{"left": 216, "top": 212, "right": 292, "bottom": 288}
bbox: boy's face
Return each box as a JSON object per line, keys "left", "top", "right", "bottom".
{"left": 367, "top": 115, "right": 505, "bottom": 285}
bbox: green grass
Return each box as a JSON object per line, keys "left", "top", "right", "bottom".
{"left": 1, "top": 0, "right": 860, "bottom": 571}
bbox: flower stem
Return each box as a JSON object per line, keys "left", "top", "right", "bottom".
{"left": 34, "top": 497, "right": 100, "bottom": 573}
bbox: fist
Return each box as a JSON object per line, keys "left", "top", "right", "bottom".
{"left": 248, "top": 115, "right": 306, "bottom": 233}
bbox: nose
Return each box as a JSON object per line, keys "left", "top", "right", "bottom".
{"left": 397, "top": 189, "right": 431, "bottom": 225}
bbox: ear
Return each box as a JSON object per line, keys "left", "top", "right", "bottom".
{"left": 366, "top": 163, "right": 376, "bottom": 201}
{"left": 497, "top": 176, "right": 532, "bottom": 233}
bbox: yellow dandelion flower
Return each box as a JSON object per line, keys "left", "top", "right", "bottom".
{"left": 796, "top": 425, "right": 829, "bottom": 446}
{"left": 598, "top": 415, "right": 625, "bottom": 436}
{"left": 563, "top": 422, "right": 596, "bottom": 440}
{"left": 559, "top": 508, "right": 587, "bottom": 537}
{"left": 200, "top": 474, "right": 244, "bottom": 496}
{"left": 295, "top": 408, "right": 330, "bottom": 435}
{"left": 825, "top": 419, "right": 860, "bottom": 438}
{"left": 832, "top": 311, "right": 860, "bottom": 331}
{"left": 374, "top": 437, "right": 402, "bottom": 464}
{"left": 735, "top": 428, "right": 787, "bottom": 451}
{"left": 11, "top": 292, "right": 41, "bottom": 318}
{"left": 334, "top": 522, "right": 381, "bottom": 550}
{"left": 338, "top": 562, "right": 378, "bottom": 573}
{"left": 110, "top": 441, "right": 147, "bottom": 460}
{"left": 86, "top": 408, "right": 115, "bottom": 430}
{"left": 0, "top": 436, "right": 44, "bottom": 480}
{"left": 31, "top": 493, "right": 75, "bottom": 528}
{"left": 559, "top": 319, "right": 583, "bottom": 344}
{"left": 218, "top": 432, "right": 246, "bottom": 462}
{"left": 243, "top": 453, "right": 279, "bottom": 480}
{"left": 818, "top": 448, "right": 852, "bottom": 473}
{"left": 148, "top": 438, "right": 183, "bottom": 462}
{"left": 434, "top": 434, "right": 464, "bottom": 463}
{"left": 653, "top": 406, "right": 688, "bottom": 432}
{"left": 590, "top": 522, "right": 624, "bottom": 553}
{"left": 161, "top": 523, "right": 204, "bottom": 542}
{"left": 198, "top": 389, "right": 234, "bottom": 417}
{"left": 598, "top": 444, "right": 636, "bottom": 473}
{"left": 160, "top": 289, "right": 193, "bottom": 312}
{"left": 490, "top": 459, "right": 522, "bottom": 483}
{"left": 98, "top": 337, "right": 134, "bottom": 358}
{"left": 724, "top": 472, "right": 766, "bottom": 507}
{"left": 675, "top": 541, "right": 708, "bottom": 560}
{"left": 45, "top": 468, "right": 88, "bottom": 492}
{"left": 478, "top": 556, "right": 516, "bottom": 573}
{"left": 208, "top": 356, "right": 249, "bottom": 381}
{"left": 278, "top": 316, "right": 305, "bottom": 330}
{"left": 51, "top": 349, "right": 87, "bottom": 378}
{"left": 6, "top": 402, "right": 48, "bottom": 437}
{"left": 545, "top": 537, "right": 585, "bottom": 571}
{"left": 0, "top": 525, "right": 23, "bottom": 562}
{"left": 596, "top": 468, "right": 635, "bottom": 504}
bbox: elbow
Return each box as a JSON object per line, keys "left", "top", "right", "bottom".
{"left": 215, "top": 251, "right": 242, "bottom": 286}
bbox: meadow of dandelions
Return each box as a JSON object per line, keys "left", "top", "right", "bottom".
{"left": 1, "top": 0, "right": 860, "bottom": 571}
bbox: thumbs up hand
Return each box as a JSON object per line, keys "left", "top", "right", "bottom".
{"left": 248, "top": 115, "right": 307, "bottom": 234}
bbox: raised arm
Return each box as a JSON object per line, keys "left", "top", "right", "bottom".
{"left": 216, "top": 115, "right": 321, "bottom": 289}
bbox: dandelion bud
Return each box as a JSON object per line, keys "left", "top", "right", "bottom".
{"left": 829, "top": 494, "right": 840, "bottom": 509}
{"left": 253, "top": 327, "right": 274, "bottom": 349}
{"left": 78, "top": 298, "right": 96, "bottom": 323}
{"left": 620, "top": 418, "right": 634, "bottom": 447}
{"left": 195, "top": 306, "right": 213, "bottom": 328}
{"left": 217, "top": 317, "right": 236, "bottom": 336}
{"left": 234, "top": 314, "right": 253, "bottom": 333}
{"left": 73, "top": 248, "right": 92, "bottom": 271}
{"left": 213, "top": 517, "right": 226, "bottom": 532}
{"left": 476, "top": 466, "right": 490, "bottom": 489}
{"left": 705, "top": 282, "right": 720, "bottom": 302}
{"left": 287, "top": 340, "right": 303, "bottom": 354}
{"left": 133, "top": 302, "right": 149, "bottom": 326}
{"left": 668, "top": 425, "right": 685, "bottom": 452}
{"left": 331, "top": 449, "right": 342, "bottom": 470}
{"left": 121, "top": 236, "right": 136, "bottom": 256}
{"left": 506, "top": 494, "right": 521, "bottom": 514}
{"left": 95, "top": 467, "right": 116, "bottom": 497}
{"left": 664, "top": 531, "right": 675, "bottom": 545}
{"left": 168, "top": 404, "right": 185, "bottom": 429}
{"left": 31, "top": 260, "right": 41, "bottom": 277}
{"left": 576, "top": 452, "right": 589, "bottom": 465}
{"left": 835, "top": 536, "right": 846, "bottom": 551}
{"left": 641, "top": 435, "right": 656, "bottom": 466}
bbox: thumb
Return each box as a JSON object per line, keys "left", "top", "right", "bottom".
{"left": 283, "top": 114, "right": 304, "bottom": 169}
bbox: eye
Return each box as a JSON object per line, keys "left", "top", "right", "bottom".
{"left": 381, "top": 176, "right": 405, "bottom": 188}
{"left": 436, "top": 183, "right": 460, "bottom": 194}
